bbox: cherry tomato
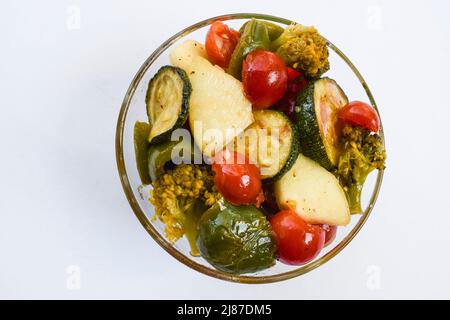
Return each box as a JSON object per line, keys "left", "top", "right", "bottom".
{"left": 242, "top": 50, "right": 288, "bottom": 109}
{"left": 211, "top": 150, "right": 263, "bottom": 206}
{"left": 338, "top": 101, "right": 380, "bottom": 132}
{"left": 205, "top": 21, "right": 240, "bottom": 68}
{"left": 270, "top": 210, "right": 325, "bottom": 265}
{"left": 321, "top": 224, "right": 337, "bottom": 247}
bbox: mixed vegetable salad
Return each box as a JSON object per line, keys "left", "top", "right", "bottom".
{"left": 133, "top": 19, "right": 386, "bottom": 274}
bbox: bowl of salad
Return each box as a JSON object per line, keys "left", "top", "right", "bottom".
{"left": 116, "top": 13, "right": 386, "bottom": 283}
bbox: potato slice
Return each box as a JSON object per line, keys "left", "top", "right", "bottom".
{"left": 274, "top": 154, "right": 350, "bottom": 226}
{"left": 171, "top": 41, "right": 253, "bottom": 157}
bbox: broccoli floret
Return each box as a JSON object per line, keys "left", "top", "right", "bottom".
{"left": 149, "top": 164, "right": 220, "bottom": 243}
{"left": 337, "top": 126, "right": 386, "bottom": 214}
{"left": 271, "top": 24, "right": 329, "bottom": 78}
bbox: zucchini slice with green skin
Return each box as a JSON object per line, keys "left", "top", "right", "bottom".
{"left": 146, "top": 65, "right": 191, "bottom": 144}
{"left": 295, "top": 77, "right": 348, "bottom": 171}
{"left": 233, "top": 110, "right": 299, "bottom": 183}
{"left": 133, "top": 121, "right": 152, "bottom": 185}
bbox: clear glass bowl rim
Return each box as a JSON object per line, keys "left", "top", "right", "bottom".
{"left": 115, "top": 13, "right": 385, "bottom": 284}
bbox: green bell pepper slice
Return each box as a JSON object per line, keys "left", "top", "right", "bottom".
{"left": 239, "top": 20, "right": 284, "bottom": 41}
{"left": 197, "top": 199, "right": 276, "bottom": 274}
{"left": 134, "top": 121, "right": 152, "bottom": 185}
{"left": 227, "top": 19, "right": 271, "bottom": 80}
{"left": 147, "top": 137, "right": 199, "bottom": 181}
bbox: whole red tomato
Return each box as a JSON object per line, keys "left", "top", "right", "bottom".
{"left": 242, "top": 50, "right": 288, "bottom": 109}
{"left": 322, "top": 224, "right": 337, "bottom": 247}
{"left": 211, "top": 150, "right": 263, "bottom": 206}
{"left": 205, "top": 21, "right": 240, "bottom": 68}
{"left": 270, "top": 210, "right": 325, "bottom": 265}
{"left": 338, "top": 101, "right": 380, "bottom": 132}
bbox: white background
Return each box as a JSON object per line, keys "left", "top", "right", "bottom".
{"left": 1, "top": 0, "right": 449, "bottom": 299}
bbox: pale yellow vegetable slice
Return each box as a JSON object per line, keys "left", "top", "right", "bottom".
{"left": 274, "top": 154, "right": 350, "bottom": 226}
{"left": 171, "top": 41, "right": 253, "bottom": 157}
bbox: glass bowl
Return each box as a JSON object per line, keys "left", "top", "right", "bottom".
{"left": 115, "top": 13, "right": 385, "bottom": 283}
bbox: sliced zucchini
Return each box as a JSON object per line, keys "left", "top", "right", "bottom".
{"left": 295, "top": 77, "right": 348, "bottom": 171}
{"left": 148, "top": 137, "right": 198, "bottom": 182}
{"left": 232, "top": 110, "right": 299, "bottom": 183}
{"left": 274, "top": 154, "right": 350, "bottom": 226}
{"left": 133, "top": 121, "right": 152, "bottom": 185}
{"left": 146, "top": 65, "right": 191, "bottom": 144}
